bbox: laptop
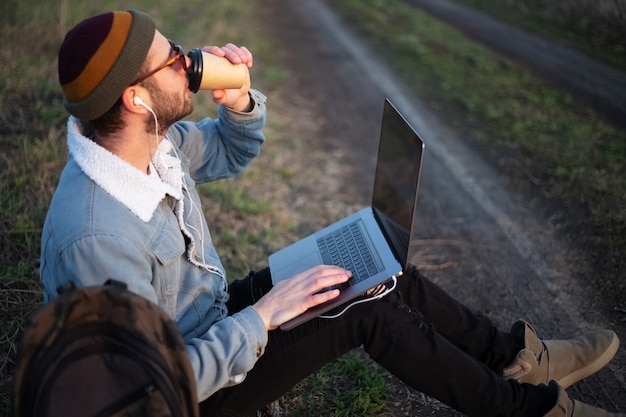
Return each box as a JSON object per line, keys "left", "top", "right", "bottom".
{"left": 268, "top": 99, "right": 425, "bottom": 330}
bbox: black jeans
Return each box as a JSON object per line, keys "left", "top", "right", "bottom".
{"left": 200, "top": 265, "right": 558, "bottom": 417}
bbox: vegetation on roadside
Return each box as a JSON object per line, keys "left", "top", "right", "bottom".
{"left": 1, "top": 0, "right": 625, "bottom": 415}
{"left": 452, "top": 0, "right": 626, "bottom": 71}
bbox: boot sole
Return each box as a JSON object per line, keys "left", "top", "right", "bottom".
{"left": 558, "top": 331, "right": 620, "bottom": 388}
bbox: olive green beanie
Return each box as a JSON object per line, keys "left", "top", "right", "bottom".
{"left": 58, "top": 10, "right": 155, "bottom": 120}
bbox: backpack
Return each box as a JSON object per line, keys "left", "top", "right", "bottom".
{"left": 13, "top": 279, "right": 199, "bottom": 417}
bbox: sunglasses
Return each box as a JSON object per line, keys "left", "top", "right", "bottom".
{"left": 131, "top": 40, "right": 187, "bottom": 86}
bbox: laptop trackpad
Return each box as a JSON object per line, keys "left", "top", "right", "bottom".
{"left": 271, "top": 252, "right": 321, "bottom": 283}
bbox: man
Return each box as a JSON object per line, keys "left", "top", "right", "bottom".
{"left": 40, "top": 9, "right": 623, "bottom": 417}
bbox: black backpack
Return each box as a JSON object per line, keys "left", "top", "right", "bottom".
{"left": 13, "top": 280, "right": 199, "bottom": 417}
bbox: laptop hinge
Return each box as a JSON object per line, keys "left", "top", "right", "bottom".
{"left": 373, "top": 207, "right": 410, "bottom": 268}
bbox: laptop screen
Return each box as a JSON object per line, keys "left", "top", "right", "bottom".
{"left": 372, "top": 100, "right": 424, "bottom": 230}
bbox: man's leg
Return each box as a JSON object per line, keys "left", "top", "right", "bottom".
{"left": 395, "top": 265, "right": 524, "bottom": 372}
{"left": 396, "top": 265, "right": 619, "bottom": 386}
{"left": 201, "top": 268, "right": 555, "bottom": 417}
{"left": 203, "top": 269, "right": 359, "bottom": 416}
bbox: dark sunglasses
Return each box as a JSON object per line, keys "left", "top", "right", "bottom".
{"left": 131, "top": 40, "right": 187, "bottom": 85}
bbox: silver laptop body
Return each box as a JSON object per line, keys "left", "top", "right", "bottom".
{"left": 268, "top": 99, "right": 425, "bottom": 330}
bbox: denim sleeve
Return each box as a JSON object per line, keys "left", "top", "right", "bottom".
{"left": 167, "top": 89, "right": 267, "bottom": 184}
{"left": 187, "top": 306, "right": 268, "bottom": 401}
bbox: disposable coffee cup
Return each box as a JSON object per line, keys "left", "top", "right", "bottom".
{"left": 187, "top": 48, "right": 247, "bottom": 93}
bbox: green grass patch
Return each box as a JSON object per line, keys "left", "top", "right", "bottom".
{"left": 196, "top": 177, "right": 281, "bottom": 279}
{"left": 199, "top": 181, "right": 273, "bottom": 215}
{"left": 286, "top": 352, "right": 388, "bottom": 417}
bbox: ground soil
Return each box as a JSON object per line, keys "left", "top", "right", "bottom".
{"left": 254, "top": 0, "right": 626, "bottom": 415}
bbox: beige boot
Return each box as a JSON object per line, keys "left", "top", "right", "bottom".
{"left": 503, "top": 321, "right": 619, "bottom": 387}
{"left": 544, "top": 381, "right": 626, "bottom": 417}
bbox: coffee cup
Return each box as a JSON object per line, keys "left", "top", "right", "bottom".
{"left": 187, "top": 48, "right": 247, "bottom": 93}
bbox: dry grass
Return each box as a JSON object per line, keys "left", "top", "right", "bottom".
{"left": 0, "top": 12, "right": 67, "bottom": 412}
{"left": 0, "top": 278, "right": 41, "bottom": 407}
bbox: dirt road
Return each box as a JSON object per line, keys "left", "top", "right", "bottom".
{"left": 258, "top": 0, "right": 625, "bottom": 414}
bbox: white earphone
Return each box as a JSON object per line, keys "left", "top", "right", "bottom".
{"left": 135, "top": 95, "right": 160, "bottom": 160}
{"left": 134, "top": 96, "right": 226, "bottom": 281}
{"left": 134, "top": 96, "right": 154, "bottom": 112}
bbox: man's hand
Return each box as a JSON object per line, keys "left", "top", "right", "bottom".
{"left": 251, "top": 265, "right": 352, "bottom": 330}
{"left": 201, "top": 43, "right": 253, "bottom": 111}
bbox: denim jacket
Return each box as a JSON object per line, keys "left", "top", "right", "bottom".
{"left": 40, "top": 90, "right": 268, "bottom": 401}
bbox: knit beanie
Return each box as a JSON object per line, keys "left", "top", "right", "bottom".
{"left": 58, "top": 10, "right": 156, "bottom": 120}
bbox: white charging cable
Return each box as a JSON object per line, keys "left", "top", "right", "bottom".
{"left": 319, "top": 274, "right": 398, "bottom": 319}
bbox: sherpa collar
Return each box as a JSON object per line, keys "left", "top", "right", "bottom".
{"left": 67, "top": 116, "right": 184, "bottom": 222}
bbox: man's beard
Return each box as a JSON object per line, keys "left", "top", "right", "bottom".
{"left": 142, "top": 80, "right": 194, "bottom": 136}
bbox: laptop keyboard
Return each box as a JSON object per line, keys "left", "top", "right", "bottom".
{"left": 317, "top": 220, "right": 381, "bottom": 288}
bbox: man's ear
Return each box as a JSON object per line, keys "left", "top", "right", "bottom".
{"left": 120, "top": 87, "right": 149, "bottom": 114}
